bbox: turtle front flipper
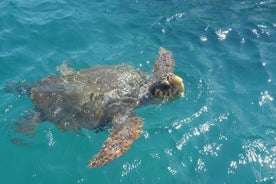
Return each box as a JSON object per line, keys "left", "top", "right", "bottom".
{"left": 4, "top": 80, "right": 32, "bottom": 96}
{"left": 88, "top": 117, "right": 143, "bottom": 168}
{"left": 152, "top": 47, "right": 175, "bottom": 78}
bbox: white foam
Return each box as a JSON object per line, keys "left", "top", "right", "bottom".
{"left": 258, "top": 91, "right": 274, "bottom": 106}
{"left": 215, "top": 28, "right": 232, "bottom": 40}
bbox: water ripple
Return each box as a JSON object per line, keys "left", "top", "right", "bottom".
{"left": 172, "top": 105, "right": 208, "bottom": 130}
{"left": 121, "top": 159, "right": 141, "bottom": 177}
{"left": 175, "top": 112, "right": 230, "bottom": 151}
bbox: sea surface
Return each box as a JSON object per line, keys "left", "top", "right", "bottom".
{"left": 0, "top": 0, "right": 275, "bottom": 183}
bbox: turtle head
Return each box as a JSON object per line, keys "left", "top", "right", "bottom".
{"left": 149, "top": 73, "right": 184, "bottom": 98}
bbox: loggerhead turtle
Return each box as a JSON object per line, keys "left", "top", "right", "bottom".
{"left": 10, "top": 47, "right": 184, "bottom": 167}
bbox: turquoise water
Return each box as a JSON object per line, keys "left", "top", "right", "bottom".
{"left": 1, "top": 0, "right": 276, "bottom": 183}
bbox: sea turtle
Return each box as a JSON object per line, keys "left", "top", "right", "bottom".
{"left": 9, "top": 47, "right": 184, "bottom": 167}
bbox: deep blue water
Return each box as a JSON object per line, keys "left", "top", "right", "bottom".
{"left": 1, "top": 0, "right": 276, "bottom": 183}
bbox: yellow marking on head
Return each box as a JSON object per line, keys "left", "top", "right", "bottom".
{"left": 170, "top": 75, "right": 183, "bottom": 85}
{"left": 168, "top": 74, "right": 184, "bottom": 96}
{"left": 179, "top": 82, "right": 184, "bottom": 94}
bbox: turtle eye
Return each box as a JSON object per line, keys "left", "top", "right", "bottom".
{"left": 161, "top": 76, "right": 166, "bottom": 81}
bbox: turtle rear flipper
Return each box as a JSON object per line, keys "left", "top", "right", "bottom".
{"left": 88, "top": 117, "right": 143, "bottom": 168}
{"left": 14, "top": 109, "right": 43, "bottom": 137}
{"left": 4, "top": 80, "right": 32, "bottom": 96}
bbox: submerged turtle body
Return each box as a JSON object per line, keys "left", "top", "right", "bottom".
{"left": 12, "top": 47, "right": 184, "bottom": 167}
{"left": 31, "top": 64, "right": 146, "bottom": 131}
